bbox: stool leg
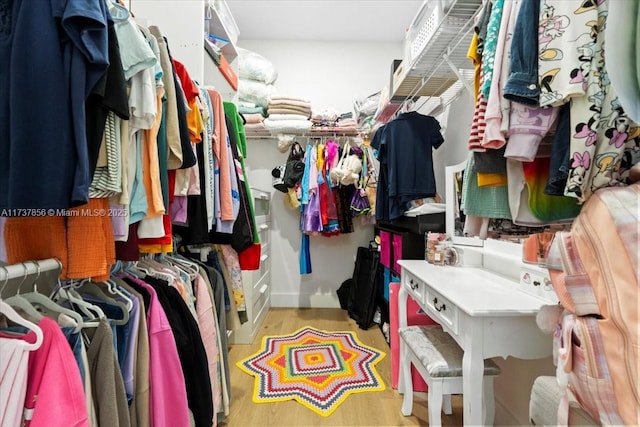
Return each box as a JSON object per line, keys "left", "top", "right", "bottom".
{"left": 398, "top": 339, "right": 411, "bottom": 394}
{"left": 400, "top": 340, "right": 414, "bottom": 416}
{"left": 483, "top": 377, "right": 496, "bottom": 426}
{"left": 428, "top": 379, "right": 444, "bottom": 427}
{"left": 442, "top": 394, "right": 452, "bottom": 415}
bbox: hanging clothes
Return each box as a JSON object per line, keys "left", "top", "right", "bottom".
{"left": 0, "top": 0, "right": 110, "bottom": 211}
{"left": 85, "top": 319, "right": 131, "bottom": 427}
{"left": 121, "top": 276, "right": 191, "bottom": 427}
{"left": 372, "top": 112, "right": 444, "bottom": 221}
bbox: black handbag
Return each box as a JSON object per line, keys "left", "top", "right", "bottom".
{"left": 283, "top": 141, "right": 305, "bottom": 188}
{"left": 347, "top": 246, "right": 381, "bottom": 330}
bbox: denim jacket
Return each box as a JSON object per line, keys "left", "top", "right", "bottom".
{"left": 503, "top": 0, "right": 540, "bottom": 105}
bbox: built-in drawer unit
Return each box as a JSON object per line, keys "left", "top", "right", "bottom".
{"left": 230, "top": 188, "right": 271, "bottom": 345}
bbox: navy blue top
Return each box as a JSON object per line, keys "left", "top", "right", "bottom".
{"left": 372, "top": 112, "right": 444, "bottom": 221}
{"left": 0, "top": 0, "right": 109, "bottom": 211}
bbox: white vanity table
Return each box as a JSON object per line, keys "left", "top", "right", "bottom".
{"left": 397, "top": 242, "right": 556, "bottom": 426}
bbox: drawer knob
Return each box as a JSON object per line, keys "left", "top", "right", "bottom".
{"left": 433, "top": 297, "right": 446, "bottom": 312}
{"left": 409, "top": 280, "right": 419, "bottom": 290}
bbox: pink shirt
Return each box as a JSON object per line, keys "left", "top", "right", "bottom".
{"left": 21, "top": 318, "right": 88, "bottom": 427}
{"left": 127, "top": 277, "right": 190, "bottom": 427}
{"left": 194, "top": 274, "right": 220, "bottom": 426}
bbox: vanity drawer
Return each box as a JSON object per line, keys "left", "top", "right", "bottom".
{"left": 520, "top": 266, "right": 559, "bottom": 304}
{"left": 405, "top": 271, "right": 428, "bottom": 304}
{"left": 426, "top": 288, "right": 458, "bottom": 334}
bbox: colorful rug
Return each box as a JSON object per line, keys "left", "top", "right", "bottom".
{"left": 237, "top": 326, "right": 386, "bottom": 417}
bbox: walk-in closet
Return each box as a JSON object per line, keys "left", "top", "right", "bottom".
{"left": 1, "top": 1, "right": 638, "bottom": 426}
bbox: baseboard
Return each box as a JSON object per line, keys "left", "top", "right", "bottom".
{"left": 494, "top": 395, "right": 527, "bottom": 426}
{"left": 271, "top": 292, "right": 341, "bottom": 308}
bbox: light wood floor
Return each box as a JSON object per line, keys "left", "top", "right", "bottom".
{"left": 221, "top": 307, "right": 464, "bottom": 427}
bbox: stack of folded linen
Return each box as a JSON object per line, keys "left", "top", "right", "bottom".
{"left": 335, "top": 116, "right": 358, "bottom": 133}
{"left": 243, "top": 113, "right": 271, "bottom": 138}
{"left": 267, "top": 95, "right": 312, "bottom": 118}
{"left": 264, "top": 95, "right": 312, "bottom": 133}
{"left": 239, "top": 102, "right": 271, "bottom": 138}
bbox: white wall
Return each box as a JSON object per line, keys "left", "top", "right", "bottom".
{"left": 428, "top": 91, "right": 475, "bottom": 201}
{"left": 239, "top": 39, "right": 403, "bottom": 308}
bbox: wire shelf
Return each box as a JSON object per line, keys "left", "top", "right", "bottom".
{"left": 393, "top": 0, "right": 483, "bottom": 100}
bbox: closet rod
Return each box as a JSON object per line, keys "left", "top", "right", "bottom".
{"left": 0, "top": 258, "right": 63, "bottom": 298}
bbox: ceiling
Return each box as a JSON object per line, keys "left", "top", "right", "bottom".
{"left": 226, "top": 0, "right": 423, "bottom": 43}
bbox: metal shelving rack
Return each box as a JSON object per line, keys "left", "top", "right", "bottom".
{"left": 383, "top": 0, "right": 484, "bottom": 122}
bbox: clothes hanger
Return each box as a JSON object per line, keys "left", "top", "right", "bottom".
{"left": 0, "top": 300, "right": 44, "bottom": 351}
{"left": 73, "top": 279, "right": 130, "bottom": 326}
{"left": 137, "top": 259, "right": 179, "bottom": 284}
{"left": 107, "top": 0, "right": 130, "bottom": 21}
{"left": 18, "top": 261, "right": 84, "bottom": 332}
{"left": 4, "top": 263, "right": 44, "bottom": 322}
{"left": 107, "top": 260, "right": 134, "bottom": 310}
{"left": 164, "top": 254, "right": 200, "bottom": 278}
{"left": 105, "top": 277, "right": 134, "bottom": 312}
{"left": 53, "top": 283, "right": 105, "bottom": 328}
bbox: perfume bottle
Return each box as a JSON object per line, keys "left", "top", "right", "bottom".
{"left": 433, "top": 242, "right": 446, "bottom": 266}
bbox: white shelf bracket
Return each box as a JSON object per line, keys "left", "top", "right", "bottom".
{"left": 444, "top": 55, "right": 473, "bottom": 96}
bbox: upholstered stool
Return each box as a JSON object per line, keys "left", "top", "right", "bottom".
{"left": 398, "top": 325, "right": 502, "bottom": 426}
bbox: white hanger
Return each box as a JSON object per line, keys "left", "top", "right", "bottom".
{"left": 53, "top": 284, "right": 105, "bottom": 328}
{"left": 3, "top": 263, "right": 44, "bottom": 322}
{"left": 138, "top": 259, "right": 178, "bottom": 284}
{"left": 106, "top": 278, "right": 133, "bottom": 312}
{"left": 164, "top": 254, "right": 200, "bottom": 280}
{"left": 73, "top": 279, "right": 130, "bottom": 326}
{"left": 0, "top": 299, "right": 44, "bottom": 351}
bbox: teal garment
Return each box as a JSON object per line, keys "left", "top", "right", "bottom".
{"left": 129, "top": 133, "right": 149, "bottom": 224}
{"left": 461, "top": 152, "right": 511, "bottom": 219}
{"left": 481, "top": 0, "right": 505, "bottom": 98}
{"left": 157, "top": 97, "right": 169, "bottom": 211}
{"left": 237, "top": 105, "right": 266, "bottom": 116}
{"left": 299, "top": 233, "right": 312, "bottom": 275}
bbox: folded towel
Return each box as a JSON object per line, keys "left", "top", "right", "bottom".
{"left": 268, "top": 99, "right": 312, "bottom": 109}
{"left": 267, "top": 113, "right": 310, "bottom": 121}
{"left": 267, "top": 106, "right": 311, "bottom": 117}
{"left": 270, "top": 95, "right": 311, "bottom": 103}
{"left": 244, "top": 122, "right": 268, "bottom": 130}
{"left": 243, "top": 113, "right": 265, "bottom": 124}
{"left": 264, "top": 119, "right": 312, "bottom": 131}
{"left": 238, "top": 105, "right": 267, "bottom": 116}
{"left": 337, "top": 119, "right": 357, "bottom": 127}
